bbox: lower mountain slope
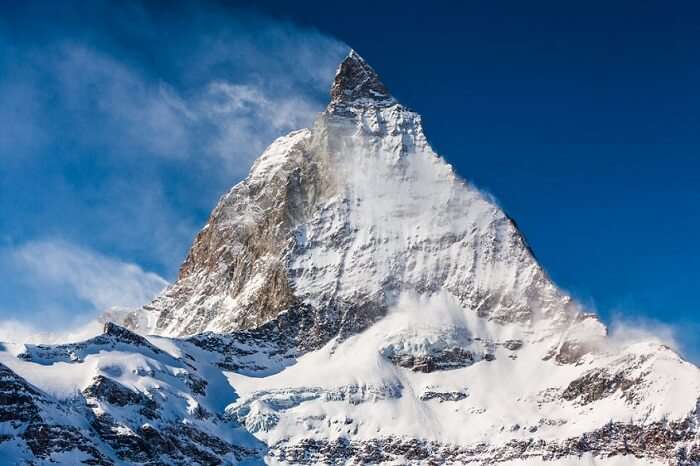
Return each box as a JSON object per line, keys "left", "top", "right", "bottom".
{"left": 1, "top": 315, "right": 698, "bottom": 465}
{"left": 0, "top": 323, "right": 265, "bottom": 465}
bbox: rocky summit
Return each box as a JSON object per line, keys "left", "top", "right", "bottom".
{"left": 1, "top": 51, "right": 699, "bottom": 465}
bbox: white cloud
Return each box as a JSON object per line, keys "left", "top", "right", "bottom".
{"left": 0, "top": 239, "right": 167, "bottom": 344}
{"left": 90, "top": 179, "right": 199, "bottom": 275}
{"left": 204, "top": 81, "right": 317, "bottom": 130}
{"left": 53, "top": 44, "right": 194, "bottom": 159}
{"left": 36, "top": 40, "right": 341, "bottom": 174}
{"left": 0, "top": 319, "right": 103, "bottom": 345}
{"left": 12, "top": 239, "right": 168, "bottom": 312}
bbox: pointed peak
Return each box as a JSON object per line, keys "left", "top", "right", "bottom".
{"left": 329, "top": 49, "right": 395, "bottom": 108}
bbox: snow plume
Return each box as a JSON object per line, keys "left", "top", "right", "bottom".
{"left": 198, "top": 80, "right": 323, "bottom": 172}
{"left": 0, "top": 240, "right": 167, "bottom": 342}
{"left": 379, "top": 291, "right": 476, "bottom": 342}
{"left": 607, "top": 314, "right": 682, "bottom": 353}
{"left": 570, "top": 307, "right": 700, "bottom": 363}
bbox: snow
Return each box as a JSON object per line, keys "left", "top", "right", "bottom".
{"left": 225, "top": 289, "right": 700, "bottom": 451}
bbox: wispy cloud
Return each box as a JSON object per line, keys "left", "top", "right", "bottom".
{"left": 0, "top": 239, "right": 167, "bottom": 342}
{"left": 45, "top": 44, "right": 194, "bottom": 159}
{"left": 547, "top": 287, "right": 698, "bottom": 363}
{"left": 12, "top": 239, "right": 168, "bottom": 312}
{"left": 0, "top": 319, "right": 104, "bottom": 345}
{"left": 199, "top": 80, "right": 321, "bottom": 170}
{"left": 0, "top": 2, "right": 347, "bottom": 305}
{"left": 0, "top": 7, "right": 346, "bottom": 171}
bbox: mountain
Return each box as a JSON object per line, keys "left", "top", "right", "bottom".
{"left": 2, "top": 50, "right": 700, "bottom": 465}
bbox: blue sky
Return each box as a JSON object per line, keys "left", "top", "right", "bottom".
{"left": 1, "top": 1, "right": 698, "bottom": 358}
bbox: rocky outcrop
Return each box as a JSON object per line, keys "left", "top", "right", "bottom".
{"left": 383, "top": 346, "right": 494, "bottom": 373}
{"left": 0, "top": 363, "right": 43, "bottom": 425}
{"left": 83, "top": 375, "right": 158, "bottom": 418}
{"left": 18, "top": 321, "right": 164, "bottom": 365}
{"left": 0, "top": 323, "right": 265, "bottom": 465}
{"left": 419, "top": 389, "right": 469, "bottom": 402}
{"left": 562, "top": 368, "right": 640, "bottom": 405}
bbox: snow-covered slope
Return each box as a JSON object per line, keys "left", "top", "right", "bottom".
{"left": 1, "top": 50, "right": 699, "bottom": 465}
{"left": 0, "top": 323, "right": 265, "bottom": 465}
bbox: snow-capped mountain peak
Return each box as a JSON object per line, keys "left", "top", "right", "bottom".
{"left": 2, "top": 50, "right": 699, "bottom": 465}
{"left": 137, "top": 49, "right": 589, "bottom": 349}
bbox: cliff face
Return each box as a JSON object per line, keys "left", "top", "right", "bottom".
{"left": 1, "top": 51, "right": 698, "bottom": 465}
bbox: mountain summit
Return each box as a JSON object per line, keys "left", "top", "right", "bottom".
{"left": 1, "top": 51, "right": 699, "bottom": 465}
{"left": 329, "top": 50, "right": 395, "bottom": 109}
{"left": 134, "top": 49, "right": 581, "bottom": 343}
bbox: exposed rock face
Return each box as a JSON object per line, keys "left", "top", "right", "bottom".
{"left": 419, "top": 389, "right": 469, "bottom": 402}
{"left": 562, "top": 368, "right": 640, "bottom": 406}
{"left": 2, "top": 50, "right": 700, "bottom": 465}
{"left": 270, "top": 418, "right": 700, "bottom": 466}
{"left": 384, "top": 345, "right": 493, "bottom": 373}
{"left": 329, "top": 50, "right": 393, "bottom": 108}
{"left": 0, "top": 363, "right": 43, "bottom": 424}
{"left": 18, "top": 321, "right": 164, "bottom": 364}
{"left": 0, "top": 362, "right": 112, "bottom": 465}
{"left": 83, "top": 375, "right": 158, "bottom": 417}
